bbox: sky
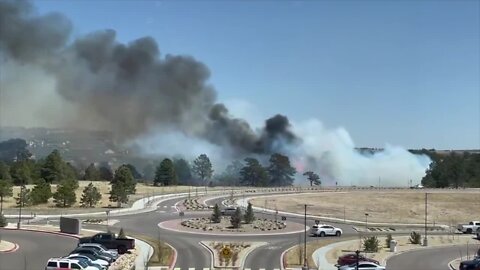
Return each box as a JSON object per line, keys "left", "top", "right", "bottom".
{"left": 34, "top": 0, "right": 479, "bottom": 150}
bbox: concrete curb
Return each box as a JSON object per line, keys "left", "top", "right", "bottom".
{"left": 448, "top": 258, "right": 459, "bottom": 270}
{"left": 199, "top": 241, "right": 215, "bottom": 270}
{"left": 0, "top": 242, "right": 19, "bottom": 253}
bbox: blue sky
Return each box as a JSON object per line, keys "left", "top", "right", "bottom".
{"left": 35, "top": 0, "right": 479, "bottom": 149}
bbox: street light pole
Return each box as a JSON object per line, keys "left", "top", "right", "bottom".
{"left": 424, "top": 193, "right": 428, "bottom": 246}
{"left": 302, "top": 204, "right": 308, "bottom": 270}
{"left": 365, "top": 213, "right": 369, "bottom": 232}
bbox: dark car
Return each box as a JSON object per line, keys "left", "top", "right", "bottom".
{"left": 337, "top": 253, "right": 380, "bottom": 266}
{"left": 70, "top": 247, "right": 114, "bottom": 263}
{"left": 459, "top": 259, "right": 480, "bottom": 270}
{"left": 78, "top": 233, "right": 135, "bottom": 254}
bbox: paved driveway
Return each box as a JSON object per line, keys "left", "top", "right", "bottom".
{"left": 0, "top": 229, "right": 78, "bottom": 270}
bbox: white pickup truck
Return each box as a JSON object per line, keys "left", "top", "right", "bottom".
{"left": 457, "top": 221, "right": 480, "bottom": 234}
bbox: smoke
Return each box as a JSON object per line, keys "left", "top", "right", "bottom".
{"left": 0, "top": 0, "right": 431, "bottom": 186}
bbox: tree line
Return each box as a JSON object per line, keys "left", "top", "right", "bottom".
{"left": 421, "top": 151, "right": 480, "bottom": 188}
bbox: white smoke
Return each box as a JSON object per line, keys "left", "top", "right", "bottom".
{"left": 290, "top": 119, "right": 431, "bottom": 187}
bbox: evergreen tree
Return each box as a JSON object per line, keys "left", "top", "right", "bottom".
{"left": 15, "top": 187, "right": 31, "bottom": 207}
{"left": 244, "top": 202, "right": 255, "bottom": 224}
{"left": 53, "top": 180, "right": 77, "bottom": 207}
{"left": 230, "top": 207, "right": 243, "bottom": 228}
{"left": 0, "top": 179, "right": 13, "bottom": 213}
{"left": 211, "top": 203, "right": 221, "bottom": 223}
{"left": 30, "top": 178, "right": 52, "bottom": 205}
{"left": 268, "top": 153, "right": 296, "bottom": 186}
{"left": 192, "top": 154, "right": 213, "bottom": 186}
{"left": 125, "top": 164, "right": 142, "bottom": 179}
{"left": 118, "top": 227, "right": 127, "bottom": 239}
{"left": 10, "top": 161, "right": 31, "bottom": 186}
{"left": 173, "top": 158, "right": 192, "bottom": 185}
{"left": 0, "top": 161, "right": 11, "bottom": 182}
{"left": 41, "top": 150, "right": 65, "bottom": 183}
{"left": 99, "top": 165, "right": 114, "bottom": 181}
{"left": 84, "top": 163, "right": 100, "bottom": 181}
{"left": 80, "top": 183, "right": 102, "bottom": 207}
{"left": 154, "top": 158, "right": 178, "bottom": 186}
{"left": 110, "top": 165, "right": 136, "bottom": 206}
{"left": 240, "top": 158, "right": 268, "bottom": 187}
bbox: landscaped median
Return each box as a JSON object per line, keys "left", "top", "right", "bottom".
{"left": 283, "top": 234, "right": 478, "bottom": 270}
{"left": 0, "top": 239, "right": 18, "bottom": 253}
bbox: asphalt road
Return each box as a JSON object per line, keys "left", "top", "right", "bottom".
{"left": 387, "top": 244, "right": 476, "bottom": 270}
{"left": 0, "top": 229, "right": 78, "bottom": 270}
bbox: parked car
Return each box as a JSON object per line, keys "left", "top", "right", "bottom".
{"left": 337, "top": 253, "right": 380, "bottom": 266}
{"left": 459, "top": 258, "right": 480, "bottom": 270}
{"left": 310, "top": 224, "right": 343, "bottom": 237}
{"left": 78, "top": 243, "right": 119, "bottom": 258}
{"left": 338, "top": 261, "right": 386, "bottom": 270}
{"left": 70, "top": 247, "right": 114, "bottom": 263}
{"left": 45, "top": 258, "right": 99, "bottom": 270}
{"left": 458, "top": 221, "right": 480, "bottom": 234}
{"left": 78, "top": 232, "right": 135, "bottom": 254}
{"left": 67, "top": 254, "right": 109, "bottom": 269}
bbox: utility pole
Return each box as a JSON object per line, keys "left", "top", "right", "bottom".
{"left": 302, "top": 204, "right": 308, "bottom": 270}
{"left": 17, "top": 185, "right": 24, "bottom": 229}
{"left": 424, "top": 193, "right": 428, "bottom": 246}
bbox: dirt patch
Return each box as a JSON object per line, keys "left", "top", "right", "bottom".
{"left": 251, "top": 190, "right": 480, "bottom": 224}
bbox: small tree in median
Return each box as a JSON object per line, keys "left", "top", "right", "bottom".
{"left": 363, "top": 235, "right": 379, "bottom": 252}
{"left": 244, "top": 203, "right": 255, "bottom": 224}
{"left": 118, "top": 227, "right": 127, "bottom": 239}
{"left": 230, "top": 207, "right": 243, "bottom": 229}
{"left": 80, "top": 183, "right": 102, "bottom": 207}
{"left": 409, "top": 231, "right": 422, "bottom": 244}
{"left": 211, "top": 203, "right": 221, "bottom": 223}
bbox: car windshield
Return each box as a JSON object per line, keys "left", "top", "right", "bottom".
{"left": 1, "top": 1, "right": 478, "bottom": 270}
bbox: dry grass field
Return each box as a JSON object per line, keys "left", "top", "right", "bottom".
{"left": 251, "top": 189, "right": 480, "bottom": 225}
{"left": 1, "top": 181, "right": 207, "bottom": 213}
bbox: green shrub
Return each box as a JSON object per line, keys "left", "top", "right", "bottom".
{"left": 409, "top": 231, "right": 422, "bottom": 244}
{"left": 363, "top": 236, "right": 379, "bottom": 252}
{"left": 211, "top": 204, "right": 221, "bottom": 223}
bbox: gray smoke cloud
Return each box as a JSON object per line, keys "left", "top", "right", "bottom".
{"left": 0, "top": 0, "right": 296, "bottom": 155}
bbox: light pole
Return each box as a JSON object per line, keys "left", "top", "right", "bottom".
{"left": 424, "top": 193, "right": 428, "bottom": 246}
{"left": 302, "top": 204, "right": 312, "bottom": 270}
{"left": 106, "top": 210, "right": 111, "bottom": 232}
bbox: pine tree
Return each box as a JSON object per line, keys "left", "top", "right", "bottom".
{"left": 41, "top": 150, "right": 65, "bottom": 183}
{"left": 230, "top": 207, "right": 243, "bottom": 229}
{"left": 0, "top": 179, "right": 13, "bottom": 213}
{"left": 84, "top": 163, "right": 100, "bottom": 181}
{"left": 80, "top": 183, "right": 102, "bottom": 207}
{"left": 30, "top": 178, "right": 52, "bottom": 205}
{"left": 244, "top": 202, "right": 255, "bottom": 224}
{"left": 192, "top": 154, "right": 214, "bottom": 186}
{"left": 268, "top": 153, "right": 296, "bottom": 186}
{"left": 109, "top": 165, "right": 136, "bottom": 206}
{"left": 118, "top": 227, "right": 127, "bottom": 239}
{"left": 211, "top": 203, "right": 221, "bottom": 223}
{"left": 53, "top": 180, "right": 77, "bottom": 207}
{"left": 154, "top": 158, "right": 178, "bottom": 186}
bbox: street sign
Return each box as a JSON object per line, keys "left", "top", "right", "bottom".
{"left": 281, "top": 216, "right": 287, "bottom": 221}
{"left": 221, "top": 247, "right": 232, "bottom": 258}
{"left": 315, "top": 220, "right": 320, "bottom": 225}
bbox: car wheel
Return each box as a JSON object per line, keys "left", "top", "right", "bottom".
{"left": 320, "top": 232, "right": 325, "bottom": 237}
{"left": 467, "top": 228, "right": 473, "bottom": 234}
{"left": 336, "top": 231, "right": 341, "bottom": 237}
{"left": 118, "top": 245, "right": 127, "bottom": 254}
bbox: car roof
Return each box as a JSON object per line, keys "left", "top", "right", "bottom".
{"left": 49, "top": 258, "right": 80, "bottom": 263}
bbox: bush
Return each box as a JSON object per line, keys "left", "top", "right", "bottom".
{"left": 0, "top": 213, "right": 7, "bottom": 227}
{"left": 386, "top": 234, "right": 393, "bottom": 248}
{"left": 363, "top": 236, "right": 379, "bottom": 252}
{"left": 244, "top": 203, "right": 255, "bottom": 224}
{"left": 409, "top": 231, "right": 422, "bottom": 244}
{"left": 211, "top": 204, "right": 221, "bottom": 223}
{"left": 230, "top": 207, "right": 242, "bottom": 229}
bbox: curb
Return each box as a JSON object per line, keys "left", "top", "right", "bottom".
{"left": 0, "top": 227, "right": 80, "bottom": 239}
{"left": 448, "top": 258, "right": 458, "bottom": 270}
{"left": 164, "top": 241, "right": 177, "bottom": 270}
{"left": 199, "top": 241, "right": 215, "bottom": 270}
{"left": 0, "top": 243, "right": 19, "bottom": 253}
{"left": 280, "top": 244, "right": 299, "bottom": 270}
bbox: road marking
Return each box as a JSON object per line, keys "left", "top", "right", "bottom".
{"left": 188, "top": 268, "right": 195, "bottom": 270}
{"left": 163, "top": 205, "right": 167, "bottom": 208}
{"left": 259, "top": 268, "right": 266, "bottom": 270}
{"left": 173, "top": 268, "right": 181, "bottom": 270}
{"left": 203, "top": 268, "right": 210, "bottom": 270}
{"left": 244, "top": 268, "right": 251, "bottom": 270}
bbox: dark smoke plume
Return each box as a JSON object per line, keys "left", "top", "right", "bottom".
{"left": 0, "top": 0, "right": 297, "bottom": 155}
